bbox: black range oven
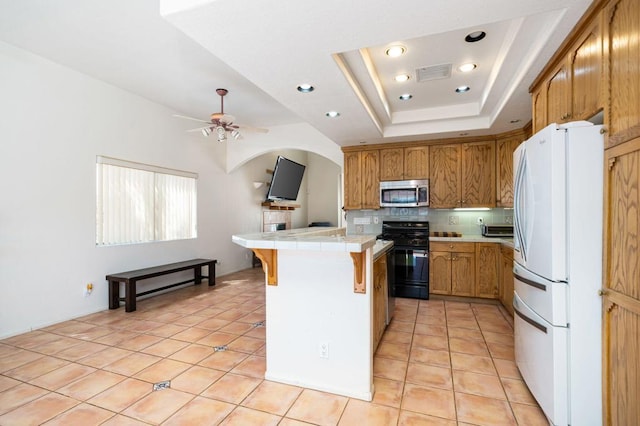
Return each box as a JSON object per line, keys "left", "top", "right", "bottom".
{"left": 380, "top": 220, "right": 430, "bottom": 300}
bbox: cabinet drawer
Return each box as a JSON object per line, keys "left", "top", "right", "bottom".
{"left": 430, "top": 241, "right": 475, "bottom": 252}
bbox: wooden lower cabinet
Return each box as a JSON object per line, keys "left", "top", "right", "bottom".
{"left": 373, "top": 254, "right": 388, "bottom": 351}
{"left": 429, "top": 242, "right": 475, "bottom": 297}
{"left": 603, "top": 137, "right": 640, "bottom": 425}
{"left": 499, "top": 245, "right": 514, "bottom": 315}
{"left": 476, "top": 243, "right": 500, "bottom": 298}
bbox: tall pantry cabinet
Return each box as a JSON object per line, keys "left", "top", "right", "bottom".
{"left": 530, "top": 0, "right": 640, "bottom": 423}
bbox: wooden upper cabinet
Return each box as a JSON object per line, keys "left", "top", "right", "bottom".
{"left": 532, "top": 86, "right": 547, "bottom": 134}
{"left": 461, "top": 141, "right": 496, "bottom": 208}
{"left": 404, "top": 146, "right": 429, "bottom": 180}
{"left": 496, "top": 133, "right": 523, "bottom": 207}
{"left": 604, "top": 0, "right": 640, "bottom": 148}
{"left": 379, "top": 148, "right": 404, "bottom": 181}
{"left": 380, "top": 146, "right": 429, "bottom": 181}
{"left": 570, "top": 12, "right": 602, "bottom": 122}
{"left": 343, "top": 150, "right": 379, "bottom": 210}
{"left": 429, "top": 144, "right": 461, "bottom": 208}
{"left": 430, "top": 141, "right": 495, "bottom": 208}
{"left": 546, "top": 60, "right": 572, "bottom": 124}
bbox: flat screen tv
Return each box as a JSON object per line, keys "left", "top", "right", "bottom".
{"left": 266, "top": 156, "right": 306, "bottom": 201}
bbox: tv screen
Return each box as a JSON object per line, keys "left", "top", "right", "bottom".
{"left": 266, "top": 156, "right": 306, "bottom": 201}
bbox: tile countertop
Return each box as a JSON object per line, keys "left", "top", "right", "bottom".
{"left": 232, "top": 227, "right": 379, "bottom": 253}
{"left": 430, "top": 235, "right": 514, "bottom": 248}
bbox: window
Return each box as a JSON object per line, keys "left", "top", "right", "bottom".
{"left": 96, "top": 156, "right": 197, "bottom": 246}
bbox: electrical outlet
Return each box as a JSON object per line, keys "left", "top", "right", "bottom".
{"left": 84, "top": 283, "right": 93, "bottom": 297}
{"left": 373, "top": 216, "right": 379, "bottom": 224}
{"left": 355, "top": 224, "right": 364, "bottom": 234}
{"left": 505, "top": 215, "right": 513, "bottom": 224}
{"left": 448, "top": 215, "right": 459, "bottom": 225}
{"left": 319, "top": 341, "right": 329, "bottom": 359}
{"left": 476, "top": 217, "right": 484, "bottom": 225}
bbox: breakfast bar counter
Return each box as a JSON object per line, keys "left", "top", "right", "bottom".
{"left": 232, "top": 227, "right": 387, "bottom": 401}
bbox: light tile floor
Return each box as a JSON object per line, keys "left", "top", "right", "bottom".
{"left": 0, "top": 268, "right": 548, "bottom": 425}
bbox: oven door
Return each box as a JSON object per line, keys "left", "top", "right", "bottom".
{"left": 513, "top": 291, "right": 567, "bottom": 425}
{"left": 392, "top": 246, "right": 429, "bottom": 299}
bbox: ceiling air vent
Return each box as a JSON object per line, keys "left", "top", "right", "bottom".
{"left": 416, "top": 64, "right": 452, "bottom": 82}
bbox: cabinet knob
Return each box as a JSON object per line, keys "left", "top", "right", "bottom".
{"left": 600, "top": 127, "right": 608, "bottom": 134}
{"left": 598, "top": 289, "right": 608, "bottom": 296}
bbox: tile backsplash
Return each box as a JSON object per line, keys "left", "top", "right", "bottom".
{"left": 345, "top": 207, "right": 513, "bottom": 236}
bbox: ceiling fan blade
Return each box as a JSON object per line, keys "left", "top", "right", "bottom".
{"left": 186, "top": 126, "right": 212, "bottom": 132}
{"left": 237, "top": 124, "right": 269, "bottom": 133}
{"left": 173, "top": 114, "right": 212, "bottom": 125}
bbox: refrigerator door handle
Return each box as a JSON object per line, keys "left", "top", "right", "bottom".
{"left": 513, "top": 272, "right": 547, "bottom": 291}
{"left": 513, "top": 302, "right": 548, "bottom": 334}
{"left": 514, "top": 149, "right": 527, "bottom": 261}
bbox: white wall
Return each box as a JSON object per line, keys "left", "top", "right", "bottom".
{"left": 0, "top": 41, "right": 340, "bottom": 338}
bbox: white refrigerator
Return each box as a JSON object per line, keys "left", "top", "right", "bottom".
{"left": 512, "top": 121, "right": 603, "bottom": 426}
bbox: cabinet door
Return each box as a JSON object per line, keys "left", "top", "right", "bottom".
{"left": 461, "top": 141, "right": 496, "bottom": 208}
{"left": 404, "top": 146, "right": 429, "bottom": 180}
{"left": 532, "top": 86, "right": 547, "bottom": 134}
{"left": 604, "top": 0, "right": 640, "bottom": 148}
{"left": 429, "top": 251, "right": 452, "bottom": 295}
{"left": 500, "top": 245, "right": 514, "bottom": 315}
{"left": 476, "top": 243, "right": 500, "bottom": 299}
{"left": 429, "top": 144, "right": 461, "bottom": 208}
{"left": 373, "top": 256, "right": 387, "bottom": 351}
{"left": 379, "top": 148, "right": 404, "bottom": 181}
{"left": 496, "top": 135, "right": 523, "bottom": 207}
{"left": 603, "top": 138, "right": 640, "bottom": 426}
{"left": 546, "top": 60, "right": 572, "bottom": 124}
{"left": 570, "top": 13, "right": 602, "bottom": 122}
{"left": 361, "top": 150, "right": 380, "bottom": 209}
{"left": 451, "top": 251, "right": 475, "bottom": 297}
{"left": 343, "top": 151, "right": 362, "bottom": 210}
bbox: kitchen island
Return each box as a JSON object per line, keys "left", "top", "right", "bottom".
{"left": 232, "top": 227, "right": 392, "bottom": 401}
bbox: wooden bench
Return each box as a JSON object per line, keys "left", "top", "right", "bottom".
{"left": 107, "top": 258, "right": 217, "bottom": 312}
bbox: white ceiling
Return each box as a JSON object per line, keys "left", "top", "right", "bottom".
{"left": 0, "top": 0, "right": 593, "bottom": 147}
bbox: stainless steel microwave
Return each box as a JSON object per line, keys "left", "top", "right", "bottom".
{"left": 379, "top": 179, "right": 429, "bottom": 207}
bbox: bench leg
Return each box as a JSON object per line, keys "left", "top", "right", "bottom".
{"left": 208, "top": 261, "right": 216, "bottom": 286}
{"left": 125, "top": 280, "right": 137, "bottom": 312}
{"left": 194, "top": 266, "right": 202, "bottom": 284}
{"left": 109, "top": 280, "right": 120, "bottom": 309}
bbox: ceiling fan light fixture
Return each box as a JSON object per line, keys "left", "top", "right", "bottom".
{"left": 458, "top": 63, "right": 477, "bottom": 73}
{"left": 297, "top": 84, "right": 314, "bottom": 93}
{"left": 394, "top": 74, "right": 410, "bottom": 83}
{"left": 385, "top": 45, "right": 406, "bottom": 57}
{"left": 215, "top": 125, "right": 227, "bottom": 141}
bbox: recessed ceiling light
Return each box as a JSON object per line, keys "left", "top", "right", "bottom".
{"left": 465, "top": 31, "right": 486, "bottom": 43}
{"left": 455, "top": 86, "right": 470, "bottom": 93}
{"left": 510, "top": 119, "right": 521, "bottom": 123}
{"left": 399, "top": 94, "right": 413, "bottom": 100}
{"left": 458, "top": 63, "right": 477, "bottom": 73}
{"left": 394, "top": 74, "right": 410, "bottom": 83}
{"left": 297, "top": 84, "right": 314, "bottom": 93}
{"left": 325, "top": 111, "right": 340, "bottom": 118}
{"left": 385, "top": 45, "right": 406, "bottom": 57}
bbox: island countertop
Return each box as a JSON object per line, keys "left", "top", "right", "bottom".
{"left": 232, "top": 227, "right": 379, "bottom": 252}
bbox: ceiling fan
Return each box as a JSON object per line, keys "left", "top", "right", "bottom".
{"left": 174, "top": 88, "right": 268, "bottom": 141}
